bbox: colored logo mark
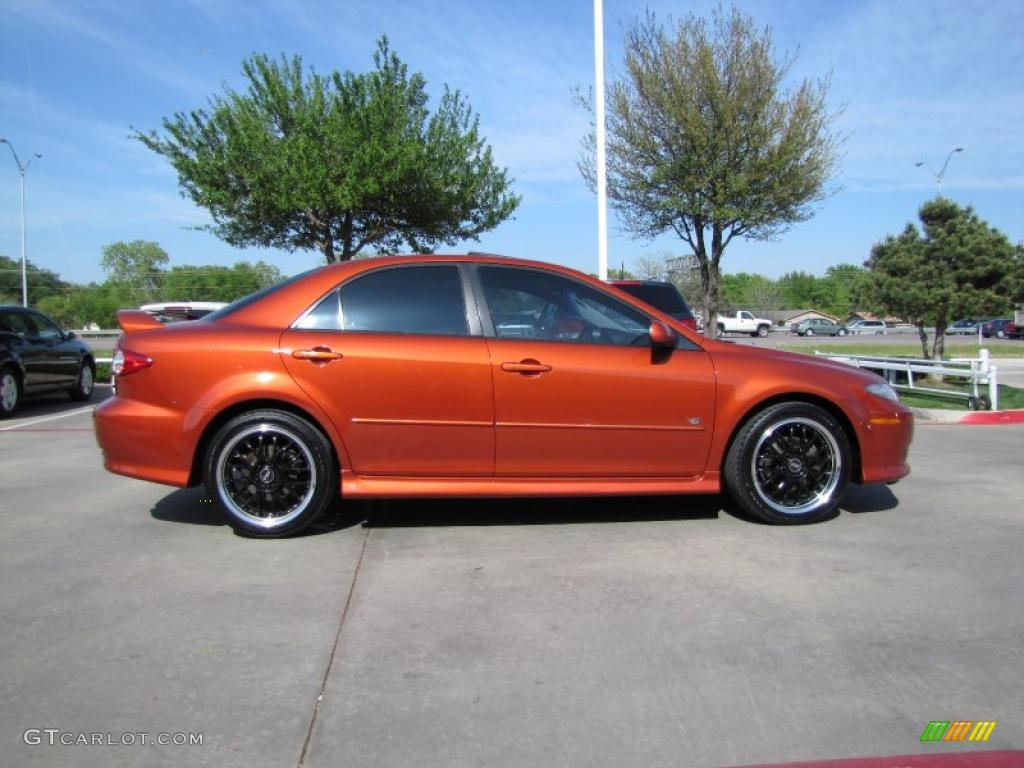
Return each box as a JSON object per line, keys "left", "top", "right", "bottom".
{"left": 921, "top": 720, "right": 997, "bottom": 742}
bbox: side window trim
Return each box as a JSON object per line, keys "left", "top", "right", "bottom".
{"left": 469, "top": 264, "right": 701, "bottom": 351}
{"left": 291, "top": 263, "right": 480, "bottom": 337}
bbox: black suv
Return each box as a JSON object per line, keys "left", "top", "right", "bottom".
{"left": 0, "top": 306, "right": 96, "bottom": 417}
{"left": 608, "top": 280, "right": 699, "bottom": 332}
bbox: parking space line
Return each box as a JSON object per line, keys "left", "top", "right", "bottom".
{"left": 0, "top": 406, "right": 96, "bottom": 432}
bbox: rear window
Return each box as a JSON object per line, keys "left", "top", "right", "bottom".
{"left": 614, "top": 283, "right": 692, "bottom": 318}
{"left": 204, "top": 268, "right": 322, "bottom": 321}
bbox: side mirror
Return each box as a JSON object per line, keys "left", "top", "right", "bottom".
{"left": 649, "top": 321, "right": 675, "bottom": 348}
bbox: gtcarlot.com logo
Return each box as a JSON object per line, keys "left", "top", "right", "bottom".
{"left": 23, "top": 729, "right": 203, "bottom": 747}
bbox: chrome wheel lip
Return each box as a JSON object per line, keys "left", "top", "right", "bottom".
{"left": 750, "top": 416, "right": 841, "bottom": 515}
{"left": 1, "top": 373, "right": 17, "bottom": 411}
{"left": 214, "top": 424, "right": 317, "bottom": 529}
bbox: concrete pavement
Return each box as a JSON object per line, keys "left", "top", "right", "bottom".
{"left": 0, "top": 401, "right": 1021, "bottom": 767}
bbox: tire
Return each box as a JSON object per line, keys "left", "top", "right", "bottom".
{"left": 0, "top": 366, "right": 20, "bottom": 418}
{"left": 204, "top": 409, "right": 337, "bottom": 537}
{"left": 805, "top": 328, "right": 815, "bottom": 337}
{"left": 724, "top": 402, "right": 851, "bottom": 525}
{"left": 717, "top": 324, "right": 726, "bottom": 335}
{"left": 837, "top": 328, "right": 847, "bottom": 337}
{"left": 996, "top": 330, "right": 1007, "bottom": 339}
{"left": 69, "top": 360, "right": 95, "bottom": 402}
{"left": 757, "top": 325, "right": 769, "bottom": 338}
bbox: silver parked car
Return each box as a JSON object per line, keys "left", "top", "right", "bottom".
{"left": 846, "top": 319, "right": 887, "bottom": 335}
{"left": 790, "top": 318, "right": 847, "bottom": 337}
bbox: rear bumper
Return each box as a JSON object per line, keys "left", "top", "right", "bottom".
{"left": 93, "top": 396, "right": 199, "bottom": 487}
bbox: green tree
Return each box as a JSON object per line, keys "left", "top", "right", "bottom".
{"left": 864, "top": 198, "right": 1022, "bottom": 359}
{"left": 158, "top": 261, "right": 283, "bottom": 302}
{"left": 579, "top": 6, "right": 841, "bottom": 338}
{"left": 38, "top": 282, "right": 132, "bottom": 329}
{"left": 0, "top": 255, "right": 67, "bottom": 305}
{"left": 134, "top": 39, "right": 520, "bottom": 263}
{"left": 101, "top": 240, "right": 169, "bottom": 304}
{"left": 720, "top": 272, "right": 782, "bottom": 311}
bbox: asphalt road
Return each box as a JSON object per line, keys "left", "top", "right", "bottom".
{"left": 1, "top": 390, "right": 1022, "bottom": 767}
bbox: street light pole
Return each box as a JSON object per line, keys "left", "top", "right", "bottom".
{"left": 915, "top": 146, "right": 963, "bottom": 196}
{"left": 593, "top": 0, "right": 608, "bottom": 281}
{"left": 0, "top": 138, "right": 43, "bottom": 307}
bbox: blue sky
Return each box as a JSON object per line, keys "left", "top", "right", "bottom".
{"left": 1, "top": 0, "right": 1022, "bottom": 287}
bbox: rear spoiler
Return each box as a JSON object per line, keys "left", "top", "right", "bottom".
{"left": 117, "top": 309, "right": 164, "bottom": 334}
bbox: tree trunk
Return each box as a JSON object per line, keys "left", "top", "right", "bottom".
{"left": 915, "top": 321, "right": 930, "bottom": 360}
{"left": 322, "top": 235, "right": 336, "bottom": 264}
{"left": 931, "top": 310, "right": 948, "bottom": 360}
{"left": 703, "top": 265, "right": 719, "bottom": 340}
{"left": 931, "top": 324, "right": 947, "bottom": 360}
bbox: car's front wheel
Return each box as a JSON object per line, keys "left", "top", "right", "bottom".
{"left": 724, "top": 402, "right": 851, "bottom": 525}
{"left": 205, "top": 409, "right": 337, "bottom": 537}
{"left": 805, "top": 328, "right": 815, "bottom": 337}
{"left": 0, "top": 367, "right": 20, "bottom": 418}
{"left": 69, "top": 360, "right": 95, "bottom": 402}
{"left": 837, "top": 328, "right": 847, "bottom": 337}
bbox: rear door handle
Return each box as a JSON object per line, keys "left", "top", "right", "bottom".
{"left": 501, "top": 360, "right": 552, "bottom": 375}
{"left": 292, "top": 347, "right": 344, "bottom": 364}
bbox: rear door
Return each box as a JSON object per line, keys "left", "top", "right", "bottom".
{"left": 280, "top": 264, "right": 495, "bottom": 476}
{"left": 26, "top": 311, "right": 78, "bottom": 384}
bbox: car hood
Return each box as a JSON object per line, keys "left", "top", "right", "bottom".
{"left": 703, "top": 339, "right": 885, "bottom": 387}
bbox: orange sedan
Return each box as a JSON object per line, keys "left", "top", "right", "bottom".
{"left": 94, "top": 255, "right": 912, "bottom": 537}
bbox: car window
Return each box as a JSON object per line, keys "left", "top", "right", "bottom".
{"left": 310, "top": 265, "right": 470, "bottom": 336}
{"left": 479, "top": 266, "right": 651, "bottom": 346}
{"left": 25, "top": 313, "right": 63, "bottom": 341}
{"left": 0, "top": 312, "right": 28, "bottom": 335}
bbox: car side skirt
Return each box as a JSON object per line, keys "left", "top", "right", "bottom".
{"left": 339, "top": 470, "right": 721, "bottom": 498}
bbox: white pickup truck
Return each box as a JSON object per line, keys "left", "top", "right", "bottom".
{"left": 716, "top": 310, "right": 773, "bottom": 337}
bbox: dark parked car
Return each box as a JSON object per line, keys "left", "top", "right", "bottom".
{"left": 608, "top": 280, "right": 698, "bottom": 332}
{"left": 0, "top": 306, "right": 96, "bottom": 417}
{"left": 981, "top": 319, "right": 1014, "bottom": 339}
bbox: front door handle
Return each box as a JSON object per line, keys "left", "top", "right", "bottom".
{"left": 292, "top": 347, "right": 344, "bottom": 364}
{"left": 501, "top": 359, "right": 552, "bottom": 375}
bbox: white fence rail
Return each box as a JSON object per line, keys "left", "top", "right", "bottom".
{"left": 816, "top": 349, "right": 999, "bottom": 410}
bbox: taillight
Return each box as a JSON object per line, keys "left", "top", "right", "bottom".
{"left": 112, "top": 348, "right": 153, "bottom": 377}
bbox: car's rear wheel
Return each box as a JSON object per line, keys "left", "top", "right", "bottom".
{"left": 996, "top": 329, "right": 1007, "bottom": 339}
{"left": 205, "top": 409, "right": 337, "bottom": 537}
{"left": 0, "top": 367, "right": 20, "bottom": 418}
{"left": 837, "top": 328, "right": 847, "bottom": 337}
{"left": 69, "top": 360, "right": 95, "bottom": 402}
{"left": 757, "top": 325, "right": 769, "bottom": 338}
{"left": 724, "top": 402, "right": 851, "bottom": 525}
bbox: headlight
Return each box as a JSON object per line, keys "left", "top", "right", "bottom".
{"left": 866, "top": 382, "right": 900, "bottom": 403}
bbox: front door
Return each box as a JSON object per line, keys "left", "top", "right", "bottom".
{"left": 476, "top": 265, "right": 716, "bottom": 478}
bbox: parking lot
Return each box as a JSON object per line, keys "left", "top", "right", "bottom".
{"left": 1, "top": 387, "right": 1022, "bottom": 767}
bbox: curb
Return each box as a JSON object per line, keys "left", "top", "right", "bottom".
{"left": 910, "top": 407, "right": 1024, "bottom": 425}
